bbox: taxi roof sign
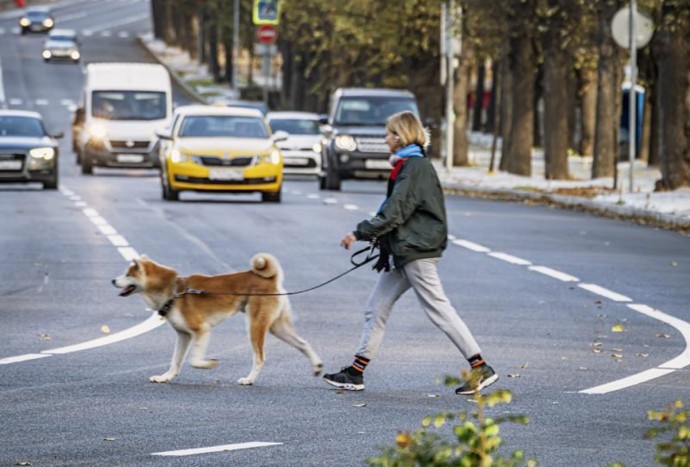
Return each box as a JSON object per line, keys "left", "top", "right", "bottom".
{"left": 253, "top": 0, "right": 280, "bottom": 25}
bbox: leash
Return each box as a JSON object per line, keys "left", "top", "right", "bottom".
{"left": 157, "top": 243, "right": 380, "bottom": 316}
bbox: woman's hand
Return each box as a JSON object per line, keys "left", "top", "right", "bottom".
{"left": 340, "top": 232, "right": 357, "bottom": 250}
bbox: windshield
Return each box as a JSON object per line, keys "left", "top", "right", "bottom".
{"left": 91, "top": 91, "right": 167, "bottom": 121}
{"left": 269, "top": 118, "right": 320, "bottom": 135}
{"left": 0, "top": 116, "right": 45, "bottom": 137}
{"left": 334, "top": 96, "right": 419, "bottom": 126}
{"left": 178, "top": 116, "right": 269, "bottom": 139}
{"left": 50, "top": 35, "right": 76, "bottom": 43}
{"left": 27, "top": 11, "right": 49, "bottom": 19}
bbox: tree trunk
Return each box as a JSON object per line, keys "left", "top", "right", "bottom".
{"left": 578, "top": 66, "right": 597, "bottom": 157}
{"left": 472, "top": 62, "right": 485, "bottom": 132}
{"left": 592, "top": 8, "right": 622, "bottom": 179}
{"left": 543, "top": 41, "right": 571, "bottom": 179}
{"left": 505, "top": 22, "right": 535, "bottom": 176}
{"left": 452, "top": 41, "right": 473, "bottom": 167}
{"left": 533, "top": 65, "right": 543, "bottom": 148}
{"left": 498, "top": 56, "right": 513, "bottom": 172}
{"left": 655, "top": 14, "right": 690, "bottom": 190}
{"left": 208, "top": 18, "right": 221, "bottom": 82}
{"left": 150, "top": 0, "right": 164, "bottom": 40}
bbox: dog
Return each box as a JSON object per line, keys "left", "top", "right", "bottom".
{"left": 112, "top": 254, "right": 323, "bottom": 385}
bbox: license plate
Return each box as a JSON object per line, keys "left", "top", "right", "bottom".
{"left": 117, "top": 154, "right": 144, "bottom": 163}
{"left": 286, "top": 157, "right": 309, "bottom": 166}
{"left": 364, "top": 159, "right": 391, "bottom": 170}
{"left": 209, "top": 168, "right": 244, "bottom": 181}
{"left": 0, "top": 160, "right": 21, "bottom": 170}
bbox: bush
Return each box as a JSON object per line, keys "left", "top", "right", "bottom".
{"left": 367, "top": 374, "right": 535, "bottom": 467}
{"left": 645, "top": 400, "right": 690, "bottom": 466}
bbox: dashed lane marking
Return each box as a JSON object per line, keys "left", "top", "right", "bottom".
{"left": 151, "top": 441, "right": 283, "bottom": 457}
{"left": 577, "top": 283, "right": 632, "bottom": 302}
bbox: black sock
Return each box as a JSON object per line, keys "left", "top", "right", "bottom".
{"left": 351, "top": 355, "right": 370, "bottom": 373}
{"left": 468, "top": 353, "right": 485, "bottom": 369}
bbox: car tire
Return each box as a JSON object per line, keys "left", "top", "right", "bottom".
{"left": 161, "top": 172, "right": 179, "bottom": 201}
{"left": 43, "top": 176, "right": 58, "bottom": 190}
{"left": 20, "top": 28, "right": 27, "bottom": 35}
{"left": 81, "top": 151, "right": 93, "bottom": 174}
{"left": 323, "top": 163, "right": 341, "bottom": 191}
{"left": 261, "top": 186, "right": 282, "bottom": 203}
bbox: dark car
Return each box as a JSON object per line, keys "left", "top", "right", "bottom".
{"left": 319, "top": 88, "right": 420, "bottom": 191}
{"left": 18, "top": 7, "right": 55, "bottom": 34}
{"left": 0, "top": 110, "right": 62, "bottom": 189}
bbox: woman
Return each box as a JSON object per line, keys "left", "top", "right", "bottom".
{"left": 323, "top": 111, "right": 497, "bottom": 395}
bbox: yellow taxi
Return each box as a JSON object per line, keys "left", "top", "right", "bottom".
{"left": 156, "top": 105, "right": 286, "bottom": 202}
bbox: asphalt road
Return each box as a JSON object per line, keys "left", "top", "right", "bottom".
{"left": 1, "top": 2, "right": 689, "bottom": 466}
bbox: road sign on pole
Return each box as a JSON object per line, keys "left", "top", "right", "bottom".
{"left": 256, "top": 24, "right": 277, "bottom": 44}
{"left": 253, "top": 0, "right": 280, "bottom": 25}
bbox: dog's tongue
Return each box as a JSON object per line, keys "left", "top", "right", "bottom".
{"left": 119, "top": 285, "right": 136, "bottom": 297}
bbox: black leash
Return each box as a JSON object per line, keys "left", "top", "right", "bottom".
{"left": 158, "top": 244, "right": 380, "bottom": 316}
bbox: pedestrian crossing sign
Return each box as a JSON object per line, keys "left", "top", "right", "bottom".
{"left": 253, "top": 0, "right": 280, "bottom": 25}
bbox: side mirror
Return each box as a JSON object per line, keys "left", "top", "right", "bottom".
{"left": 318, "top": 116, "right": 328, "bottom": 125}
{"left": 272, "top": 130, "right": 289, "bottom": 143}
{"left": 51, "top": 131, "right": 64, "bottom": 139}
{"left": 155, "top": 128, "right": 172, "bottom": 140}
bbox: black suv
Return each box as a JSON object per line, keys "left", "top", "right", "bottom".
{"left": 319, "top": 88, "right": 420, "bottom": 191}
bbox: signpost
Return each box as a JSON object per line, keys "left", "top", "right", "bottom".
{"left": 252, "top": 1, "right": 280, "bottom": 106}
{"left": 256, "top": 24, "right": 277, "bottom": 44}
{"left": 253, "top": 0, "right": 280, "bottom": 25}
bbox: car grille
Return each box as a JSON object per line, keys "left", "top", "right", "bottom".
{"left": 195, "top": 156, "right": 256, "bottom": 167}
{"left": 175, "top": 175, "right": 276, "bottom": 185}
{"left": 285, "top": 159, "right": 317, "bottom": 168}
{"left": 0, "top": 153, "right": 25, "bottom": 172}
{"left": 355, "top": 137, "right": 388, "bottom": 153}
{"left": 109, "top": 140, "right": 150, "bottom": 149}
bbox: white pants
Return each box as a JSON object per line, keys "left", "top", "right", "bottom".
{"left": 355, "top": 257, "right": 482, "bottom": 360}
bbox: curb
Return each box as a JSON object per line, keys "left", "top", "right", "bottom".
{"left": 442, "top": 182, "right": 690, "bottom": 234}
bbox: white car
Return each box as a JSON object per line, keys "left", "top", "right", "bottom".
{"left": 42, "top": 29, "right": 80, "bottom": 63}
{"left": 266, "top": 111, "right": 322, "bottom": 176}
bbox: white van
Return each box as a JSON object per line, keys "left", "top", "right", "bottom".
{"left": 77, "top": 63, "right": 172, "bottom": 174}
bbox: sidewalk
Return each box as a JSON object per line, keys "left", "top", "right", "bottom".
{"left": 138, "top": 34, "right": 690, "bottom": 234}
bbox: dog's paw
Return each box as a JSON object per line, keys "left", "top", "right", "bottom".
{"left": 192, "top": 358, "right": 219, "bottom": 370}
{"left": 237, "top": 377, "right": 254, "bottom": 386}
{"left": 149, "top": 374, "right": 173, "bottom": 383}
{"left": 313, "top": 363, "right": 324, "bottom": 376}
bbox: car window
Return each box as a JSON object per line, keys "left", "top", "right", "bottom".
{"left": 27, "top": 11, "right": 49, "bottom": 19}
{"left": 92, "top": 91, "right": 166, "bottom": 120}
{"left": 178, "top": 116, "right": 269, "bottom": 138}
{"left": 50, "top": 35, "right": 76, "bottom": 43}
{"left": 268, "top": 119, "right": 320, "bottom": 135}
{"left": 334, "top": 97, "right": 419, "bottom": 126}
{"left": 0, "top": 116, "right": 45, "bottom": 137}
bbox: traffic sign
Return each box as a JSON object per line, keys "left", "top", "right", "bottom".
{"left": 253, "top": 0, "right": 280, "bottom": 25}
{"left": 256, "top": 24, "right": 277, "bottom": 44}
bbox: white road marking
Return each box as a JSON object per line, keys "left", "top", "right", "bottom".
{"left": 528, "top": 266, "right": 579, "bottom": 282}
{"left": 452, "top": 239, "right": 491, "bottom": 252}
{"left": 35, "top": 99, "right": 49, "bottom": 106}
{"left": 487, "top": 251, "right": 532, "bottom": 266}
{"left": 306, "top": 194, "right": 319, "bottom": 199}
{"left": 0, "top": 353, "right": 51, "bottom": 365}
{"left": 107, "top": 235, "right": 129, "bottom": 247}
{"left": 323, "top": 197, "right": 337, "bottom": 204}
{"left": 98, "top": 224, "right": 118, "bottom": 236}
{"left": 118, "top": 246, "right": 139, "bottom": 261}
{"left": 343, "top": 204, "right": 359, "bottom": 211}
{"left": 9, "top": 98, "right": 22, "bottom": 106}
{"left": 578, "top": 283, "right": 632, "bottom": 302}
{"left": 151, "top": 442, "right": 283, "bottom": 457}
{"left": 44, "top": 313, "right": 165, "bottom": 355}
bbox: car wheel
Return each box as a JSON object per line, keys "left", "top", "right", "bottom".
{"left": 261, "top": 186, "right": 282, "bottom": 203}
{"left": 43, "top": 176, "right": 58, "bottom": 190}
{"left": 81, "top": 151, "right": 93, "bottom": 174}
{"left": 161, "top": 172, "right": 179, "bottom": 201}
{"left": 324, "top": 164, "right": 341, "bottom": 191}
{"left": 20, "top": 28, "right": 27, "bottom": 35}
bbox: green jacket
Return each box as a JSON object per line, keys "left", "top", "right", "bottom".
{"left": 354, "top": 156, "right": 448, "bottom": 268}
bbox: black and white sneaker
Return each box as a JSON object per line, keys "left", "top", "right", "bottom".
{"left": 323, "top": 366, "right": 364, "bottom": 391}
{"left": 455, "top": 364, "right": 498, "bottom": 395}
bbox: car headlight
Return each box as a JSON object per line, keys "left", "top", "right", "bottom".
{"left": 88, "top": 123, "right": 107, "bottom": 140}
{"left": 42, "top": 50, "right": 51, "bottom": 59}
{"left": 312, "top": 143, "right": 321, "bottom": 153}
{"left": 334, "top": 135, "right": 357, "bottom": 151}
{"left": 170, "top": 148, "right": 189, "bottom": 163}
{"left": 43, "top": 18, "right": 54, "bottom": 28}
{"left": 19, "top": 17, "right": 30, "bottom": 27}
{"left": 29, "top": 147, "right": 55, "bottom": 160}
{"left": 70, "top": 50, "right": 80, "bottom": 60}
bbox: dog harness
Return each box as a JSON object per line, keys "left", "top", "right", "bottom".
{"left": 157, "top": 277, "right": 208, "bottom": 317}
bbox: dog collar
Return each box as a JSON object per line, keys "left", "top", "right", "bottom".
{"left": 158, "top": 277, "right": 209, "bottom": 316}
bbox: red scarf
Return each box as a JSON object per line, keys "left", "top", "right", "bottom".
{"left": 389, "top": 158, "right": 405, "bottom": 181}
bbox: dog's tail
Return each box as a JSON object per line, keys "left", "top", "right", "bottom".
{"left": 251, "top": 253, "right": 283, "bottom": 280}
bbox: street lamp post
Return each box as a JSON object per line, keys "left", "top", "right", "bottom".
{"left": 232, "top": 0, "right": 240, "bottom": 92}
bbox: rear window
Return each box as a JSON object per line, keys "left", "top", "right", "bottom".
{"left": 334, "top": 96, "right": 419, "bottom": 126}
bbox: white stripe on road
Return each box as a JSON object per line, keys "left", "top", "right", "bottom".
{"left": 578, "top": 283, "right": 632, "bottom": 302}
{"left": 451, "top": 239, "right": 491, "bottom": 252}
{"left": 118, "top": 246, "right": 139, "bottom": 262}
{"left": 107, "top": 234, "right": 129, "bottom": 247}
{"left": 487, "top": 252, "right": 532, "bottom": 266}
{"left": 151, "top": 442, "right": 283, "bottom": 457}
{"left": 528, "top": 266, "right": 579, "bottom": 282}
{"left": 0, "top": 353, "right": 51, "bottom": 365}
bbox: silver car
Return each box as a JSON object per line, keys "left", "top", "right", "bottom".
{"left": 42, "top": 29, "right": 80, "bottom": 63}
{"left": 266, "top": 111, "right": 322, "bottom": 176}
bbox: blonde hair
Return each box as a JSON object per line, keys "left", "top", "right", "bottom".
{"left": 386, "top": 111, "right": 428, "bottom": 149}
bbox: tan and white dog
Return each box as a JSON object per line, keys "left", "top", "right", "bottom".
{"left": 112, "top": 254, "right": 322, "bottom": 385}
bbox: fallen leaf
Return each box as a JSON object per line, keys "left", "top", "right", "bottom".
{"left": 100, "top": 325, "right": 111, "bottom": 334}
{"left": 427, "top": 394, "right": 439, "bottom": 398}
{"left": 353, "top": 403, "right": 367, "bottom": 407}
{"left": 592, "top": 348, "right": 602, "bottom": 353}
{"left": 657, "top": 333, "right": 670, "bottom": 339}
{"left": 637, "top": 353, "right": 650, "bottom": 358}
{"left": 612, "top": 347, "right": 623, "bottom": 352}
{"left": 336, "top": 389, "right": 344, "bottom": 395}
{"left": 508, "top": 373, "right": 520, "bottom": 378}
{"left": 16, "top": 462, "right": 31, "bottom": 466}
{"left": 611, "top": 353, "right": 623, "bottom": 359}
{"left": 671, "top": 261, "right": 678, "bottom": 267}
{"left": 103, "top": 437, "right": 116, "bottom": 441}
{"left": 611, "top": 324, "right": 626, "bottom": 333}
{"left": 38, "top": 333, "right": 51, "bottom": 341}
{"left": 519, "top": 363, "right": 529, "bottom": 369}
